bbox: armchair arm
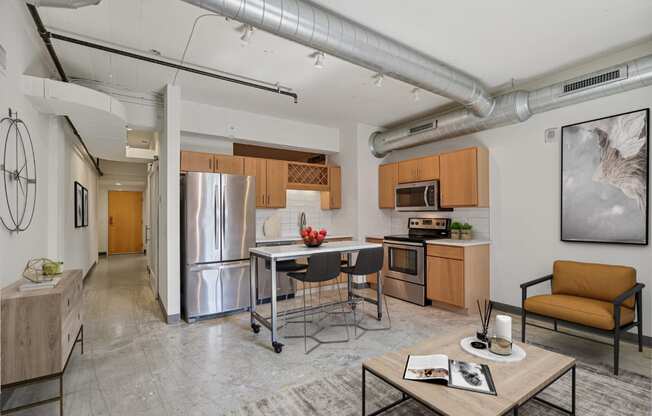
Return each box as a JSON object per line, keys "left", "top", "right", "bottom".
{"left": 613, "top": 283, "right": 645, "bottom": 307}
{"left": 520, "top": 274, "right": 553, "bottom": 290}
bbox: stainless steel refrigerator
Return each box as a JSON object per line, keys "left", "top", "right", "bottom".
{"left": 181, "top": 172, "right": 256, "bottom": 321}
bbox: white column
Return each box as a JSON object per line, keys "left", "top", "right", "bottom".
{"left": 159, "top": 84, "right": 181, "bottom": 322}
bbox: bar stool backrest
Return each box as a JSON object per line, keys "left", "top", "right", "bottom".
{"left": 303, "top": 252, "right": 342, "bottom": 283}
{"left": 350, "top": 247, "right": 384, "bottom": 275}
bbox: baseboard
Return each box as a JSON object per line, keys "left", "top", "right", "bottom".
{"left": 491, "top": 301, "right": 651, "bottom": 348}
{"left": 83, "top": 261, "right": 97, "bottom": 281}
{"left": 353, "top": 282, "right": 370, "bottom": 290}
{"left": 98, "top": 252, "right": 107, "bottom": 256}
{"left": 157, "top": 297, "right": 180, "bottom": 324}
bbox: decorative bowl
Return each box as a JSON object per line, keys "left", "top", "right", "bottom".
{"left": 304, "top": 239, "right": 324, "bottom": 248}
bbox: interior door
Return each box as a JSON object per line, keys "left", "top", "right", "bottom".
{"left": 108, "top": 191, "right": 143, "bottom": 255}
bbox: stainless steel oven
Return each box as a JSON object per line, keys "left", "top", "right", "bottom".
{"left": 395, "top": 180, "right": 441, "bottom": 211}
{"left": 382, "top": 241, "right": 426, "bottom": 305}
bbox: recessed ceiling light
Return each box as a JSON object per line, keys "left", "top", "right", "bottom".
{"left": 240, "top": 25, "right": 254, "bottom": 46}
{"left": 373, "top": 73, "right": 384, "bottom": 87}
{"left": 412, "top": 88, "right": 421, "bottom": 102}
{"left": 127, "top": 127, "right": 133, "bottom": 131}
{"left": 313, "top": 51, "right": 325, "bottom": 69}
{"left": 115, "top": 182, "right": 122, "bottom": 186}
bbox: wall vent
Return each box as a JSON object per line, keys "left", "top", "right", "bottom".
{"left": 409, "top": 121, "right": 436, "bottom": 135}
{"left": 561, "top": 66, "right": 627, "bottom": 95}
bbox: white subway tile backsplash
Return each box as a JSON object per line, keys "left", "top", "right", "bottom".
{"left": 388, "top": 208, "right": 490, "bottom": 240}
{"left": 256, "top": 190, "right": 333, "bottom": 238}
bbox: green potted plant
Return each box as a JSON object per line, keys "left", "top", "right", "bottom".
{"left": 450, "top": 221, "right": 462, "bottom": 239}
{"left": 461, "top": 223, "right": 473, "bottom": 240}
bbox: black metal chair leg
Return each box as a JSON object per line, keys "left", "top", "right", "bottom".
{"left": 613, "top": 309, "right": 621, "bottom": 376}
{"left": 521, "top": 310, "right": 526, "bottom": 343}
{"left": 636, "top": 291, "right": 643, "bottom": 353}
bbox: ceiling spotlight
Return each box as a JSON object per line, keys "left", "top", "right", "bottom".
{"left": 412, "top": 88, "right": 421, "bottom": 102}
{"left": 373, "top": 73, "right": 384, "bottom": 87}
{"left": 313, "top": 51, "right": 325, "bottom": 69}
{"left": 240, "top": 25, "right": 255, "bottom": 46}
{"left": 126, "top": 127, "right": 133, "bottom": 131}
{"left": 115, "top": 182, "right": 122, "bottom": 186}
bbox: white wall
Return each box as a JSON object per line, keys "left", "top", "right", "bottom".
{"left": 181, "top": 100, "right": 340, "bottom": 153}
{"left": 0, "top": 0, "right": 98, "bottom": 285}
{"left": 377, "top": 85, "right": 652, "bottom": 336}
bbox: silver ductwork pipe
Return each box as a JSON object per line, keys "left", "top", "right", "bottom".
{"left": 26, "top": 0, "right": 101, "bottom": 8}
{"left": 370, "top": 53, "right": 652, "bottom": 157}
{"left": 180, "top": 0, "right": 495, "bottom": 117}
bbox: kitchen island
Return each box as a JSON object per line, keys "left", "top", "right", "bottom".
{"left": 249, "top": 240, "right": 383, "bottom": 353}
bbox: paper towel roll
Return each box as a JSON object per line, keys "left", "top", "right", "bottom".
{"left": 495, "top": 315, "right": 512, "bottom": 341}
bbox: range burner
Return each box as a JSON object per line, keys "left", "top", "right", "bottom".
{"left": 384, "top": 218, "right": 450, "bottom": 244}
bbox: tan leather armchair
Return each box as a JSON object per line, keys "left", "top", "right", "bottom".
{"left": 521, "top": 260, "right": 645, "bottom": 375}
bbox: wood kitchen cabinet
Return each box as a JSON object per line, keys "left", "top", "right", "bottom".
{"left": 439, "top": 147, "right": 489, "bottom": 207}
{"left": 265, "top": 159, "right": 288, "bottom": 208}
{"left": 320, "top": 166, "right": 342, "bottom": 210}
{"left": 214, "top": 155, "right": 244, "bottom": 175}
{"left": 378, "top": 163, "right": 398, "bottom": 209}
{"left": 244, "top": 157, "right": 288, "bottom": 208}
{"left": 180, "top": 150, "right": 213, "bottom": 172}
{"left": 426, "top": 243, "right": 489, "bottom": 313}
{"left": 397, "top": 155, "right": 439, "bottom": 183}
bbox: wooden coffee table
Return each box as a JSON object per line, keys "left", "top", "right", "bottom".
{"left": 362, "top": 328, "right": 575, "bottom": 415}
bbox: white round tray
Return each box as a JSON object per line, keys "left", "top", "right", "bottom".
{"left": 460, "top": 337, "right": 526, "bottom": 363}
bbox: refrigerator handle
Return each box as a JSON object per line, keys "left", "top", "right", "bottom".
{"left": 214, "top": 184, "right": 219, "bottom": 251}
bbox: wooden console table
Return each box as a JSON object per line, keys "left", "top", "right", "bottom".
{"left": 1, "top": 269, "right": 85, "bottom": 415}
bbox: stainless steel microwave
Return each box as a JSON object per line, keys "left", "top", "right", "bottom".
{"left": 395, "top": 180, "right": 442, "bottom": 211}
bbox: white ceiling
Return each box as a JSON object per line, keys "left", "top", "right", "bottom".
{"left": 39, "top": 0, "right": 652, "bottom": 129}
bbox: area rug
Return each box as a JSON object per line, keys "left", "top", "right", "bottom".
{"left": 223, "top": 360, "right": 650, "bottom": 415}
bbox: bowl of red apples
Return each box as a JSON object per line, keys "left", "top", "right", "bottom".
{"left": 300, "top": 226, "right": 327, "bottom": 247}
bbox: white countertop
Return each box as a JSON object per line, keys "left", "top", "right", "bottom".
{"left": 250, "top": 240, "right": 382, "bottom": 259}
{"left": 426, "top": 239, "right": 491, "bottom": 247}
{"left": 256, "top": 234, "right": 353, "bottom": 244}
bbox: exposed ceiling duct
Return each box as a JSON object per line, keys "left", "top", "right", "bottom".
{"left": 26, "top": 0, "right": 101, "bottom": 8}
{"left": 369, "top": 54, "right": 652, "bottom": 157}
{"left": 179, "top": 0, "right": 495, "bottom": 118}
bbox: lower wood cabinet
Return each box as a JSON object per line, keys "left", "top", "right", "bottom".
{"left": 426, "top": 244, "right": 489, "bottom": 312}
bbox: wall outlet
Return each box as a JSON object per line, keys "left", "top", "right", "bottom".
{"left": 544, "top": 127, "right": 559, "bottom": 144}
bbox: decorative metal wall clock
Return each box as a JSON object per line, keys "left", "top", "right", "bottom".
{"left": 0, "top": 109, "right": 37, "bottom": 233}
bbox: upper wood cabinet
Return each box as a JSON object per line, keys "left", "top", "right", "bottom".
{"left": 378, "top": 163, "right": 398, "bottom": 209}
{"left": 321, "top": 166, "right": 342, "bottom": 210}
{"left": 244, "top": 157, "right": 268, "bottom": 207}
{"left": 397, "top": 155, "right": 439, "bottom": 183}
{"left": 244, "top": 157, "right": 288, "bottom": 208}
{"left": 439, "top": 147, "right": 489, "bottom": 208}
{"left": 214, "top": 155, "right": 244, "bottom": 175}
{"left": 180, "top": 151, "right": 213, "bottom": 172}
{"left": 265, "top": 159, "right": 288, "bottom": 208}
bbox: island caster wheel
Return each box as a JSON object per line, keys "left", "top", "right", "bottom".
{"left": 377, "top": 313, "right": 382, "bottom": 321}
{"left": 272, "top": 341, "right": 283, "bottom": 354}
{"left": 251, "top": 323, "right": 261, "bottom": 334}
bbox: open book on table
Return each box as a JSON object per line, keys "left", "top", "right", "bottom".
{"left": 403, "top": 354, "right": 496, "bottom": 396}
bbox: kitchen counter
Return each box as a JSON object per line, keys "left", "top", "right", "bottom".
{"left": 256, "top": 234, "right": 353, "bottom": 244}
{"left": 426, "top": 238, "right": 491, "bottom": 247}
{"left": 250, "top": 240, "right": 381, "bottom": 259}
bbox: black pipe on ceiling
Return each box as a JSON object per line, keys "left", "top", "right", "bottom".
{"left": 48, "top": 32, "right": 300, "bottom": 104}
{"left": 26, "top": 4, "right": 104, "bottom": 176}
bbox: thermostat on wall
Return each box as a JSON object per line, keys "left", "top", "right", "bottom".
{"left": 544, "top": 127, "right": 559, "bottom": 144}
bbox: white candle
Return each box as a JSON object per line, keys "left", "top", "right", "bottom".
{"left": 495, "top": 314, "right": 512, "bottom": 341}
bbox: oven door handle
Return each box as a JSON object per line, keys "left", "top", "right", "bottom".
{"left": 383, "top": 241, "right": 425, "bottom": 248}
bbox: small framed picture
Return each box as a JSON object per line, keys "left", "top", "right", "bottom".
{"left": 82, "top": 186, "right": 89, "bottom": 227}
{"left": 74, "top": 181, "right": 84, "bottom": 228}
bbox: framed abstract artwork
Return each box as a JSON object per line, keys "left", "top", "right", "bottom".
{"left": 74, "top": 181, "right": 84, "bottom": 228}
{"left": 82, "top": 186, "right": 89, "bottom": 227}
{"left": 561, "top": 108, "right": 649, "bottom": 245}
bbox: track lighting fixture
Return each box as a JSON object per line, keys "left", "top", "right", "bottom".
{"left": 240, "top": 25, "right": 254, "bottom": 46}
{"left": 313, "top": 51, "right": 325, "bottom": 69}
{"left": 373, "top": 73, "right": 384, "bottom": 87}
{"left": 412, "top": 87, "right": 421, "bottom": 102}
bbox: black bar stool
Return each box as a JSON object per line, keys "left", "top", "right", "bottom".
{"left": 341, "top": 247, "right": 391, "bottom": 337}
{"left": 286, "top": 252, "right": 350, "bottom": 354}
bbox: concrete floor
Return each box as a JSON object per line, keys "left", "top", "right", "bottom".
{"left": 3, "top": 254, "right": 650, "bottom": 415}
